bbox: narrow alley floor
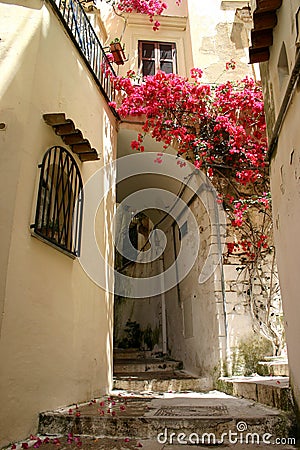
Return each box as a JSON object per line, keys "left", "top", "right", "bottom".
{"left": 14, "top": 435, "right": 299, "bottom": 450}
{"left": 11, "top": 389, "right": 296, "bottom": 450}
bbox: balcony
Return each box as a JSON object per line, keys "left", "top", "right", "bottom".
{"left": 48, "top": 0, "right": 118, "bottom": 116}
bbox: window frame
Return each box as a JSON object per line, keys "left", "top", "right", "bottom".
{"left": 138, "top": 40, "right": 177, "bottom": 77}
{"left": 32, "top": 146, "right": 84, "bottom": 257}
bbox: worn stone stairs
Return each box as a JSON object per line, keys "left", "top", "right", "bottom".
{"left": 33, "top": 350, "right": 298, "bottom": 449}
{"left": 37, "top": 391, "right": 297, "bottom": 448}
{"left": 113, "top": 348, "right": 212, "bottom": 393}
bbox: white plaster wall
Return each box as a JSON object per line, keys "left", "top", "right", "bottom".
{"left": 269, "top": 94, "right": 300, "bottom": 413}
{"left": 263, "top": 1, "right": 298, "bottom": 113}
{"left": 186, "top": 0, "right": 254, "bottom": 83}
{"left": 164, "top": 195, "right": 254, "bottom": 379}
{"left": 114, "top": 258, "right": 163, "bottom": 350}
{"left": 258, "top": 0, "right": 300, "bottom": 415}
{"left": 221, "top": 265, "right": 253, "bottom": 358}
{"left": 164, "top": 199, "right": 219, "bottom": 380}
{"left": 0, "top": 1, "right": 116, "bottom": 446}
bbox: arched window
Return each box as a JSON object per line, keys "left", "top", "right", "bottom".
{"left": 33, "top": 146, "right": 83, "bottom": 256}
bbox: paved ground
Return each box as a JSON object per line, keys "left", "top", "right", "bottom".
{"left": 5, "top": 390, "right": 299, "bottom": 450}
{"left": 6, "top": 435, "right": 299, "bottom": 450}
{"left": 35, "top": 391, "right": 298, "bottom": 448}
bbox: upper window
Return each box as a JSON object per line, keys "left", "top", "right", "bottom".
{"left": 138, "top": 41, "right": 177, "bottom": 77}
{"left": 33, "top": 146, "right": 83, "bottom": 257}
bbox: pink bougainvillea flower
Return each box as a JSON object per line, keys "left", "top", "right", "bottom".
{"left": 177, "top": 159, "right": 186, "bottom": 168}
{"left": 152, "top": 20, "right": 160, "bottom": 31}
{"left": 106, "top": 52, "right": 114, "bottom": 63}
{"left": 21, "top": 444, "right": 29, "bottom": 449}
{"left": 115, "top": 0, "right": 171, "bottom": 29}
{"left": 225, "top": 59, "right": 236, "bottom": 70}
{"left": 110, "top": 68, "right": 270, "bottom": 259}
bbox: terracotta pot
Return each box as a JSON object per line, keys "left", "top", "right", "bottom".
{"left": 109, "top": 42, "right": 126, "bottom": 65}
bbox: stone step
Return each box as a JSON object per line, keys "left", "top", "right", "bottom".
{"left": 113, "top": 348, "right": 153, "bottom": 360}
{"left": 217, "top": 376, "right": 293, "bottom": 411}
{"left": 113, "top": 370, "right": 213, "bottom": 392}
{"left": 38, "top": 391, "right": 297, "bottom": 444}
{"left": 114, "top": 358, "right": 182, "bottom": 374}
{"left": 258, "top": 357, "right": 289, "bottom": 376}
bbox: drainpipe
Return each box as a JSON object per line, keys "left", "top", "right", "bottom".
{"left": 172, "top": 222, "right": 181, "bottom": 306}
{"left": 159, "top": 256, "right": 168, "bottom": 355}
{"left": 267, "top": 49, "right": 300, "bottom": 160}
{"left": 153, "top": 228, "right": 168, "bottom": 354}
{"left": 213, "top": 191, "right": 230, "bottom": 376}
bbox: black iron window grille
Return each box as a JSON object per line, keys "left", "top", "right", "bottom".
{"left": 33, "top": 146, "right": 83, "bottom": 257}
{"left": 48, "top": 0, "right": 117, "bottom": 110}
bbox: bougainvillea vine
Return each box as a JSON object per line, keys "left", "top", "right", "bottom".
{"left": 104, "top": 0, "right": 181, "bottom": 29}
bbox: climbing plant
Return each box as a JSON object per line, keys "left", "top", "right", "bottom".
{"left": 103, "top": 0, "right": 181, "bottom": 29}
{"left": 107, "top": 37, "right": 286, "bottom": 354}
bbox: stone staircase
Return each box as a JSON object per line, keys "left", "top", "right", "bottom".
{"left": 32, "top": 350, "right": 298, "bottom": 449}
{"left": 38, "top": 391, "right": 297, "bottom": 445}
{"left": 113, "top": 348, "right": 212, "bottom": 393}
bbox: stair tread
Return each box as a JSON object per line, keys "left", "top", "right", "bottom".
{"left": 40, "top": 391, "right": 293, "bottom": 419}
{"left": 113, "top": 370, "right": 198, "bottom": 380}
{"left": 114, "top": 358, "right": 180, "bottom": 364}
{"left": 39, "top": 391, "right": 296, "bottom": 438}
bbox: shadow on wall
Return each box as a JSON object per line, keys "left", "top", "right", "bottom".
{"left": 0, "top": 0, "right": 43, "bottom": 9}
{"left": 114, "top": 296, "right": 162, "bottom": 351}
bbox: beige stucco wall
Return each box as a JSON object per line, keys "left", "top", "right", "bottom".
{"left": 259, "top": 0, "right": 300, "bottom": 414}
{"left": 0, "top": 1, "right": 116, "bottom": 446}
{"left": 187, "top": 0, "right": 255, "bottom": 83}
{"left": 163, "top": 199, "right": 219, "bottom": 381}
{"left": 96, "top": 0, "right": 254, "bottom": 82}
{"left": 270, "top": 99, "right": 300, "bottom": 412}
{"left": 164, "top": 196, "right": 254, "bottom": 379}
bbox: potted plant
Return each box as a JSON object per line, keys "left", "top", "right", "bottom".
{"left": 109, "top": 38, "right": 126, "bottom": 65}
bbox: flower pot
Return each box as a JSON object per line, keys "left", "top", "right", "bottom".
{"left": 109, "top": 42, "right": 126, "bottom": 65}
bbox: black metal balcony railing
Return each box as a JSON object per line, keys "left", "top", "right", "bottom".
{"left": 48, "top": 0, "right": 118, "bottom": 116}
